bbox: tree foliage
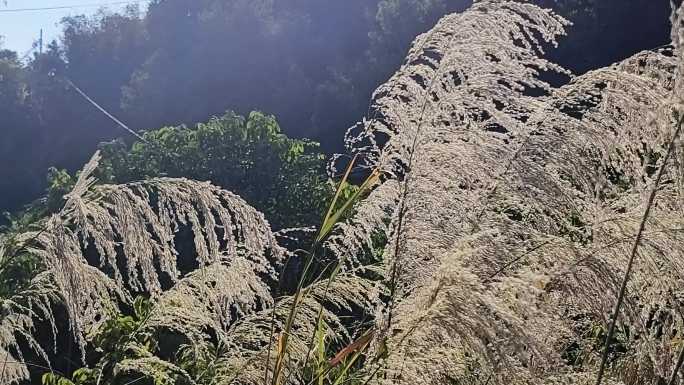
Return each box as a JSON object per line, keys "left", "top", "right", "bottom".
{"left": 97, "top": 111, "right": 333, "bottom": 230}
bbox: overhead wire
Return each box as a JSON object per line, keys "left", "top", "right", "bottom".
{"left": 18, "top": 46, "right": 36, "bottom": 62}
{"left": 0, "top": 0, "right": 150, "bottom": 13}
{"left": 61, "top": 74, "right": 183, "bottom": 159}
{"left": 4, "top": 0, "right": 177, "bottom": 155}
{"left": 62, "top": 76, "right": 149, "bottom": 143}
{"left": 3, "top": 1, "right": 149, "bottom": 60}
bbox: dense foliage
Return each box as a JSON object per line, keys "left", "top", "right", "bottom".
{"left": 97, "top": 111, "right": 333, "bottom": 230}
{"left": 0, "top": 0, "right": 676, "bottom": 215}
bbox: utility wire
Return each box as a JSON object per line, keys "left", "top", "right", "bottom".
{"left": 63, "top": 76, "right": 149, "bottom": 144}
{"left": 0, "top": 0, "right": 150, "bottom": 13}
{"left": 19, "top": 46, "right": 36, "bottom": 62}
{"left": 62, "top": 75, "right": 184, "bottom": 161}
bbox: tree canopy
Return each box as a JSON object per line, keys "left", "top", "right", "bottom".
{"left": 97, "top": 111, "right": 333, "bottom": 230}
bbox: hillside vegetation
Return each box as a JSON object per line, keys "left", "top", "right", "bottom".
{"left": 0, "top": 0, "right": 674, "bottom": 213}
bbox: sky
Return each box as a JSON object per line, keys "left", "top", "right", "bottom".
{"left": 0, "top": 0, "right": 149, "bottom": 55}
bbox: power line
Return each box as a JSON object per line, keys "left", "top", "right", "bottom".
{"left": 63, "top": 76, "right": 149, "bottom": 144}
{"left": 62, "top": 75, "right": 184, "bottom": 159}
{"left": 18, "top": 34, "right": 39, "bottom": 62}
{"left": 0, "top": 0, "right": 150, "bottom": 13}
{"left": 19, "top": 46, "right": 35, "bottom": 61}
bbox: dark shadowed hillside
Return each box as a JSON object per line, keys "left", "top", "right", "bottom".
{"left": 0, "top": 0, "right": 676, "bottom": 215}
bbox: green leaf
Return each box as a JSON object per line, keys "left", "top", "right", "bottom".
{"left": 316, "top": 317, "right": 328, "bottom": 385}
{"left": 317, "top": 166, "right": 380, "bottom": 243}
{"left": 133, "top": 296, "right": 152, "bottom": 320}
{"left": 72, "top": 368, "right": 97, "bottom": 385}
{"left": 42, "top": 373, "right": 76, "bottom": 385}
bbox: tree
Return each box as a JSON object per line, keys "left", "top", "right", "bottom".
{"left": 0, "top": 47, "right": 38, "bottom": 213}
{"left": 539, "top": 0, "right": 675, "bottom": 73}
{"left": 98, "top": 111, "right": 333, "bottom": 230}
{"left": 122, "top": 0, "right": 377, "bottom": 149}
{"left": 0, "top": 7, "right": 147, "bottom": 216}
{"left": 368, "top": 0, "right": 471, "bottom": 78}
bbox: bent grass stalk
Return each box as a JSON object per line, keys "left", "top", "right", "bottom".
{"left": 269, "top": 154, "right": 380, "bottom": 385}
{"left": 595, "top": 113, "right": 684, "bottom": 385}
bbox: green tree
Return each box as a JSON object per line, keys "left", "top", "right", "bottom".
{"left": 538, "top": 0, "right": 676, "bottom": 73}
{"left": 369, "top": 0, "right": 470, "bottom": 70}
{"left": 98, "top": 111, "right": 333, "bottom": 230}
{"left": 0, "top": 48, "right": 33, "bottom": 212}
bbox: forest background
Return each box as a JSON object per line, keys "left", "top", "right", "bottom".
{"left": 0, "top": 0, "right": 676, "bottom": 221}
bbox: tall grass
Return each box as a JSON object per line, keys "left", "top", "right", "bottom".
{"left": 596, "top": 113, "right": 684, "bottom": 385}
{"left": 267, "top": 155, "right": 380, "bottom": 385}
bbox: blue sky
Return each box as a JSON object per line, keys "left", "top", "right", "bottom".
{"left": 0, "top": 0, "right": 149, "bottom": 55}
